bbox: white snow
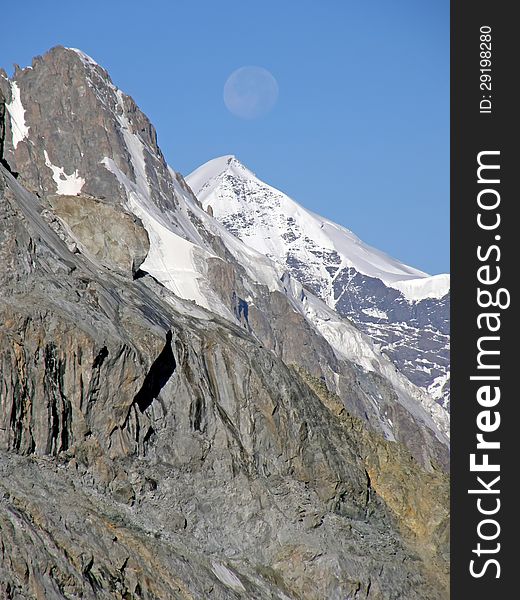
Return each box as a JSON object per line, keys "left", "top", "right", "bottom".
{"left": 211, "top": 562, "right": 246, "bottom": 592}
{"left": 428, "top": 373, "right": 450, "bottom": 401}
{"left": 43, "top": 150, "right": 85, "bottom": 195}
{"left": 102, "top": 155, "right": 217, "bottom": 311}
{"left": 186, "top": 156, "right": 450, "bottom": 304}
{"left": 388, "top": 273, "right": 450, "bottom": 301}
{"left": 362, "top": 307, "right": 388, "bottom": 320}
{"left": 137, "top": 221, "right": 210, "bottom": 307}
{"left": 187, "top": 155, "right": 248, "bottom": 197}
{"left": 5, "top": 81, "right": 29, "bottom": 148}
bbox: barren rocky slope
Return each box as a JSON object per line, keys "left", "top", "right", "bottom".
{"left": 0, "top": 47, "right": 449, "bottom": 599}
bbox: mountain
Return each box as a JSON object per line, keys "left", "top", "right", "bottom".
{"left": 187, "top": 156, "right": 451, "bottom": 409}
{"left": 0, "top": 47, "right": 449, "bottom": 599}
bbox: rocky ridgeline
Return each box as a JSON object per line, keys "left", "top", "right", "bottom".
{"left": 0, "top": 47, "right": 449, "bottom": 599}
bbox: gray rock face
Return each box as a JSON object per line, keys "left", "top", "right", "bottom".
{"left": 201, "top": 242, "right": 449, "bottom": 471}
{"left": 0, "top": 166, "right": 448, "bottom": 599}
{"left": 47, "top": 194, "right": 149, "bottom": 277}
{"left": 0, "top": 47, "right": 200, "bottom": 243}
{"left": 0, "top": 47, "right": 449, "bottom": 599}
{"left": 0, "top": 46, "right": 449, "bottom": 465}
{"left": 332, "top": 268, "right": 450, "bottom": 410}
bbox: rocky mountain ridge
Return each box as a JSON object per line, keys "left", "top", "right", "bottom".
{"left": 0, "top": 46, "right": 449, "bottom": 455}
{"left": 0, "top": 46, "right": 449, "bottom": 599}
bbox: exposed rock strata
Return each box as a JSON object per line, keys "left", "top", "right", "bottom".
{"left": 0, "top": 161, "right": 449, "bottom": 599}
{"left": 0, "top": 47, "right": 450, "bottom": 599}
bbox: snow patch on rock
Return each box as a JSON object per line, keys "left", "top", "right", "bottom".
{"left": 362, "top": 307, "right": 388, "bottom": 320}
{"left": 428, "top": 373, "right": 450, "bottom": 403}
{"left": 43, "top": 150, "right": 85, "bottom": 195}
{"left": 6, "top": 81, "right": 29, "bottom": 148}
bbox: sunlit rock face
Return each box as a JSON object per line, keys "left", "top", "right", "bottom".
{"left": 47, "top": 194, "right": 149, "bottom": 277}
{"left": 0, "top": 47, "right": 449, "bottom": 599}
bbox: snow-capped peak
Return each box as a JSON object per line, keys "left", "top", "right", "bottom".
{"left": 187, "top": 155, "right": 255, "bottom": 198}
{"left": 186, "top": 156, "right": 449, "bottom": 302}
{"left": 186, "top": 155, "right": 451, "bottom": 408}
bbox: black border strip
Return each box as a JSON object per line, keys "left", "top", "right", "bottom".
{"left": 451, "top": 2, "right": 516, "bottom": 597}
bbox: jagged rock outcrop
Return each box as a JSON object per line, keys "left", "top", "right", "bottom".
{"left": 47, "top": 194, "right": 149, "bottom": 277}
{"left": 0, "top": 47, "right": 450, "bottom": 599}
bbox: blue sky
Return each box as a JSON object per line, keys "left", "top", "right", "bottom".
{"left": 1, "top": 0, "right": 449, "bottom": 273}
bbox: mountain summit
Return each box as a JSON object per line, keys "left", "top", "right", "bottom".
{"left": 188, "top": 155, "right": 440, "bottom": 293}
{"left": 187, "top": 155, "right": 451, "bottom": 407}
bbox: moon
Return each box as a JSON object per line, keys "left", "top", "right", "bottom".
{"left": 223, "top": 66, "right": 279, "bottom": 119}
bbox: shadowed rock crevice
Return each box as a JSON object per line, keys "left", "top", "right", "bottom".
{"left": 232, "top": 290, "right": 251, "bottom": 331}
{"left": 8, "top": 382, "right": 35, "bottom": 455}
{"left": 43, "top": 343, "right": 72, "bottom": 454}
{"left": 133, "top": 268, "right": 147, "bottom": 280}
{"left": 92, "top": 346, "right": 109, "bottom": 369}
{"left": 189, "top": 397, "right": 206, "bottom": 432}
{"left": 134, "top": 331, "right": 176, "bottom": 412}
{"left": 0, "top": 91, "right": 18, "bottom": 177}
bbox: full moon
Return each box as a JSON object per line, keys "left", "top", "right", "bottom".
{"left": 223, "top": 66, "right": 279, "bottom": 120}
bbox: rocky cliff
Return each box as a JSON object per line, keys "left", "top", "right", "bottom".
{"left": 0, "top": 47, "right": 449, "bottom": 599}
